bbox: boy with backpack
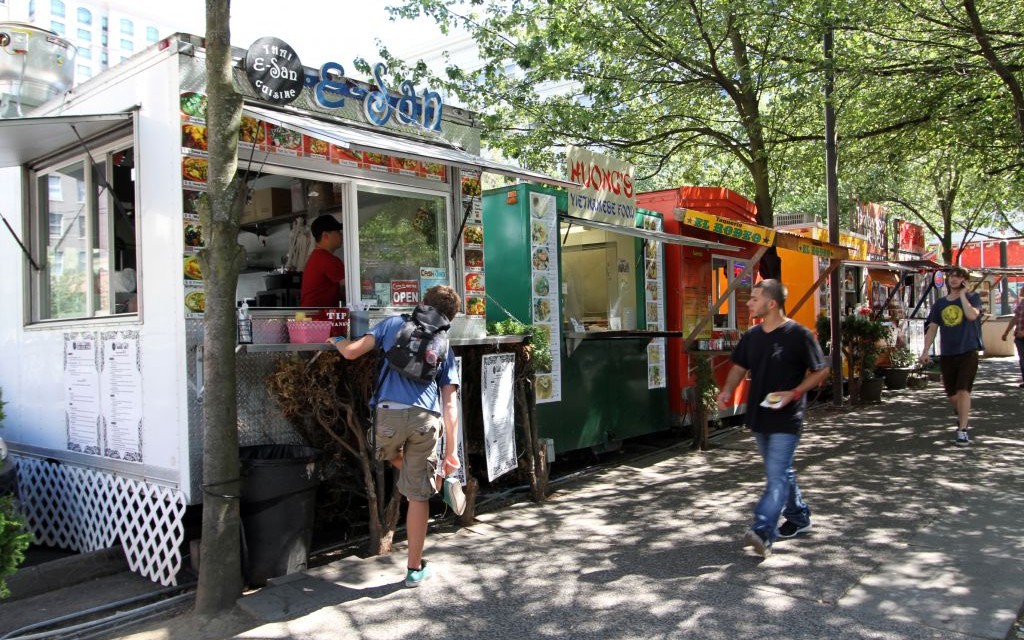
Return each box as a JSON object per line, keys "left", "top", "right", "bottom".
{"left": 328, "top": 284, "right": 463, "bottom": 586}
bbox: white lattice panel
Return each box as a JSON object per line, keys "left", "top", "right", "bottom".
{"left": 15, "top": 456, "right": 186, "bottom": 586}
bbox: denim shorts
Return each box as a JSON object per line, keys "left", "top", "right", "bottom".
{"left": 373, "top": 405, "right": 441, "bottom": 501}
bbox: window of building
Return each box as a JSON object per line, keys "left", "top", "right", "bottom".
{"left": 77, "top": 7, "right": 91, "bottom": 24}
{"left": 710, "top": 256, "right": 752, "bottom": 329}
{"left": 76, "top": 64, "right": 91, "bottom": 80}
{"left": 32, "top": 142, "right": 138, "bottom": 320}
{"left": 101, "top": 51, "right": 108, "bottom": 66}
{"left": 29, "top": 0, "right": 36, "bottom": 20}
{"left": 121, "top": 39, "right": 133, "bottom": 53}
{"left": 78, "top": 48, "right": 91, "bottom": 59}
{"left": 101, "top": 33, "right": 107, "bottom": 46}
{"left": 77, "top": 28, "right": 91, "bottom": 41}
{"left": 50, "top": 0, "right": 64, "bottom": 17}
{"left": 146, "top": 26, "right": 158, "bottom": 43}
{"left": 355, "top": 185, "right": 449, "bottom": 307}
{"left": 101, "top": 16, "right": 108, "bottom": 30}
{"left": 120, "top": 18, "right": 133, "bottom": 35}
{"left": 50, "top": 20, "right": 65, "bottom": 35}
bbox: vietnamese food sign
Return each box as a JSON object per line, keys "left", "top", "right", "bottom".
{"left": 566, "top": 147, "right": 636, "bottom": 227}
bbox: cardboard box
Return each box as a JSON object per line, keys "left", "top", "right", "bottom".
{"left": 241, "top": 188, "right": 291, "bottom": 224}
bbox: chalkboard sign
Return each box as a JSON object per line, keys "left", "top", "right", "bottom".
{"left": 245, "top": 37, "right": 304, "bottom": 105}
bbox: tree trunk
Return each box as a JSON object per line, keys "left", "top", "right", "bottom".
{"left": 195, "top": 0, "right": 246, "bottom": 615}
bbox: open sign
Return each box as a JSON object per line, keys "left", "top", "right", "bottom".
{"left": 391, "top": 280, "right": 419, "bottom": 305}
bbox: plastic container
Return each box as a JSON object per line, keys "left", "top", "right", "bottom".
{"left": 349, "top": 309, "right": 370, "bottom": 338}
{"left": 239, "top": 444, "right": 323, "bottom": 587}
{"left": 286, "top": 320, "right": 332, "bottom": 343}
{"left": 252, "top": 318, "right": 288, "bottom": 344}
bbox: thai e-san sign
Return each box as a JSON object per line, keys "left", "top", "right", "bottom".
{"left": 566, "top": 147, "right": 636, "bottom": 227}
{"left": 678, "top": 208, "right": 776, "bottom": 246}
{"left": 244, "top": 38, "right": 444, "bottom": 133}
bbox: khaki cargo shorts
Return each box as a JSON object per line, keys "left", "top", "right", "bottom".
{"left": 373, "top": 404, "right": 441, "bottom": 501}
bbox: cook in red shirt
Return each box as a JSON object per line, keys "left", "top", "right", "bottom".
{"left": 300, "top": 215, "right": 346, "bottom": 307}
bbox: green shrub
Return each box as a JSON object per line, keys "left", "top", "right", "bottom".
{"left": 0, "top": 495, "right": 31, "bottom": 599}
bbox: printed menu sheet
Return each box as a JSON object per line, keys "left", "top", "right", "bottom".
{"left": 481, "top": 352, "right": 517, "bottom": 482}
{"left": 65, "top": 332, "right": 144, "bottom": 461}
{"left": 65, "top": 334, "right": 102, "bottom": 455}
{"left": 529, "top": 191, "right": 562, "bottom": 403}
{"left": 639, "top": 213, "right": 667, "bottom": 389}
{"left": 101, "top": 331, "right": 143, "bottom": 461}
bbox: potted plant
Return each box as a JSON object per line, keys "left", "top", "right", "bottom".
{"left": 841, "top": 310, "right": 891, "bottom": 403}
{"left": 882, "top": 346, "right": 916, "bottom": 390}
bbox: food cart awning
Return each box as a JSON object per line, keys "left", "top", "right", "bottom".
{"left": 0, "top": 112, "right": 134, "bottom": 168}
{"left": 561, "top": 214, "right": 739, "bottom": 251}
{"left": 243, "top": 104, "right": 576, "bottom": 189}
{"left": 843, "top": 259, "right": 915, "bottom": 272}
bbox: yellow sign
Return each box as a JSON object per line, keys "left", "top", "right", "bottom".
{"left": 795, "top": 240, "right": 841, "bottom": 259}
{"left": 678, "top": 208, "right": 775, "bottom": 246}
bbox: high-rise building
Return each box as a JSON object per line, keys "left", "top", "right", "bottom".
{"left": 2, "top": 0, "right": 178, "bottom": 84}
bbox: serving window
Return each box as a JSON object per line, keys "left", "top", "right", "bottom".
{"left": 560, "top": 224, "right": 638, "bottom": 330}
{"left": 30, "top": 141, "right": 138, "bottom": 322}
{"left": 711, "top": 256, "right": 751, "bottom": 330}
{"left": 354, "top": 185, "right": 449, "bottom": 307}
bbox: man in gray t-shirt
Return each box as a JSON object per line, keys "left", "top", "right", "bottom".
{"left": 920, "top": 266, "right": 983, "bottom": 445}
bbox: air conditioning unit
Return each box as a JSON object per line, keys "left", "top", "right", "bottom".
{"left": 773, "top": 212, "right": 819, "bottom": 227}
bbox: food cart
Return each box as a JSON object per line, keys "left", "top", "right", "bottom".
{"left": 638, "top": 187, "right": 850, "bottom": 426}
{"left": 0, "top": 31, "right": 571, "bottom": 584}
{"left": 480, "top": 170, "right": 740, "bottom": 455}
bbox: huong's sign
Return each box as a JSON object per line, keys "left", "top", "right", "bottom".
{"left": 244, "top": 38, "right": 304, "bottom": 105}
{"left": 566, "top": 147, "right": 636, "bottom": 227}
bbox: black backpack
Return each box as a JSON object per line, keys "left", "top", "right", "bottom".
{"left": 384, "top": 304, "right": 451, "bottom": 383}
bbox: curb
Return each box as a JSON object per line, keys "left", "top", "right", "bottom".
{"left": 6, "top": 546, "right": 128, "bottom": 601}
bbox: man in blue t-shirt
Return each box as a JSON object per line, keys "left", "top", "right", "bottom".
{"left": 330, "top": 285, "right": 461, "bottom": 586}
{"left": 717, "top": 279, "right": 829, "bottom": 558}
{"left": 920, "top": 266, "right": 983, "bottom": 446}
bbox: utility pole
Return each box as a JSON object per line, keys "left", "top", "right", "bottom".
{"left": 824, "top": 19, "right": 843, "bottom": 405}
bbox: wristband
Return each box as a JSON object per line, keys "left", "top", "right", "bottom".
{"left": 330, "top": 336, "right": 345, "bottom": 345}
{"left": 790, "top": 389, "right": 803, "bottom": 400}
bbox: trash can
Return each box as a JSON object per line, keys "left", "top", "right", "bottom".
{"left": 239, "top": 444, "right": 322, "bottom": 587}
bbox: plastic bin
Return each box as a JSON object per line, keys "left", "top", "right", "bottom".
{"left": 238, "top": 444, "right": 322, "bottom": 586}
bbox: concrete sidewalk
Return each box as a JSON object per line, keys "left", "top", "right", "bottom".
{"left": 197, "top": 355, "right": 1024, "bottom": 640}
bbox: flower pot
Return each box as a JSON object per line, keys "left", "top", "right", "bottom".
{"left": 884, "top": 367, "right": 912, "bottom": 390}
{"left": 859, "top": 376, "right": 885, "bottom": 403}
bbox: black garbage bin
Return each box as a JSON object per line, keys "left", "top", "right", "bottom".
{"left": 238, "top": 444, "right": 322, "bottom": 587}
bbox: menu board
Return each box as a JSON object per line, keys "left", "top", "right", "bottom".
{"left": 462, "top": 169, "right": 486, "bottom": 318}
{"left": 639, "top": 213, "right": 667, "bottom": 389}
{"left": 100, "top": 331, "right": 143, "bottom": 462}
{"left": 529, "top": 192, "right": 562, "bottom": 403}
{"left": 64, "top": 331, "right": 144, "bottom": 461}
{"left": 435, "top": 356, "right": 467, "bottom": 485}
{"left": 481, "top": 352, "right": 517, "bottom": 482}
{"left": 65, "top": 334, "right": 102, "bottom": 455}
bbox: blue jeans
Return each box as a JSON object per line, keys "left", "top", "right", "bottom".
{"left": 1015, "top": 337, "right": 1024, "bottom": 382}
{"left": 752, "top": 431, "right": 810, "bottom": 543}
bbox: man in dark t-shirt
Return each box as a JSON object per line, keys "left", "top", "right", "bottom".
{"left": 920, "top": 266, "right": 983, "bottom": 445}
{"left": 718, "top": 279, "right": 829, "bottom": 558}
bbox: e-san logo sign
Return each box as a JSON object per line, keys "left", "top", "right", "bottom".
{"left": 244, "top": 38, "right": 304, "bottom": 105}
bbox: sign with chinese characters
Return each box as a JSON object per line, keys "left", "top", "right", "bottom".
{"left": 566, "top": 147, "right": 636, "bottom": 227}
{"left": 678, "top": 208, "right": 775, "bottom": 246}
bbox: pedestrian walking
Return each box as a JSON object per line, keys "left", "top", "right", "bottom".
{"left": 717, "top": 279, "right": 829, "bottom": 558}
{"left": 1001, "top": 296, "right": 1024, "bottom": 388}
{"left": 329, "top": 285, "right": 463, "bottom": 586}
{"left": 918, "top": 266, "right": 983, "bottom": 445}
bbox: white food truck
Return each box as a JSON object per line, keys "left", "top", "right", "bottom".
{"left": 0, "top": 25, "right": 567, "bottom": 585}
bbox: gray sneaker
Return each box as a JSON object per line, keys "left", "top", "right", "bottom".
{"left": 743, "top": 528, "right": 772, "bottom": 558}
{"left": 955, "top": 430, "right": 970, "bottom": 446}
{"left": 777, "top": 520, "right": 812, "bottom": 538}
